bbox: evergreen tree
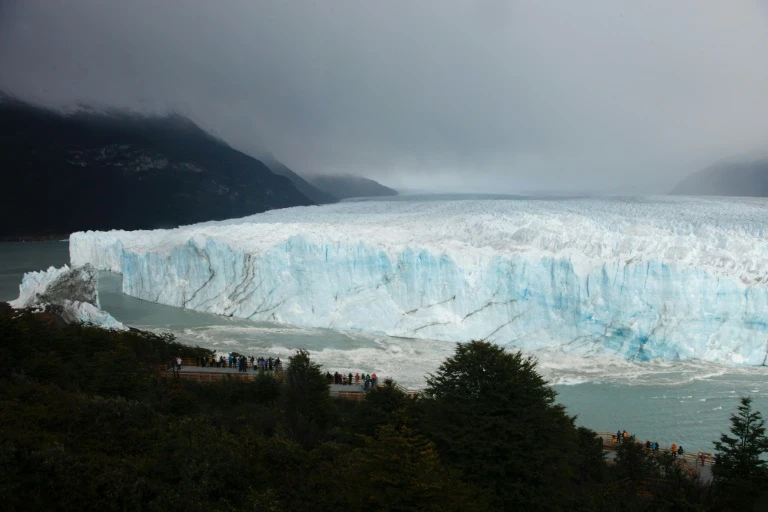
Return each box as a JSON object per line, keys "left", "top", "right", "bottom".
{"left": 284, "top": 349, "right": 334, "bottom": 446}
{"left": 614, "top": 435, "right": 659, "bottom": 481}
{"left": 714, "top": 397, "right": 768, "bottom": 479}
{"left": 347, "top": 415, "right": 486, "bottom": 511}
{"left": 713, "top": 397, "right": 768, "bottom": 508}
{"left": 355, "top": 378, "right": 410, "bottom": 435}
{"left": 420, "top": 340, "right": 582, "bottom": 510}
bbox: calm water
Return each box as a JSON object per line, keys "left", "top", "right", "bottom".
{"left": 3, "top": 240, "right": 767, "bottom": 452}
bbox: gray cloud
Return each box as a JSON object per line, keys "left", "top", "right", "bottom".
{"left": 2, "top": 0, "right": 768, "bottom": 193}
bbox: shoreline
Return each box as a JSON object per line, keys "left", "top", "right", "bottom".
{"left": 0, "top": 234, "right": 70, "bottom": 242}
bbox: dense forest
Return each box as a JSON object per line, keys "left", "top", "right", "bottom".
{"left": 1, "top": 302, "right": 767, "bottom": 511}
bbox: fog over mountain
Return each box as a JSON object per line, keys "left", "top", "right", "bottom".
{"left": 2, "top": 1, "right": 768, "bottom": 194}
{"left": 672, "top": 159, "right": 768, "bottom": 198}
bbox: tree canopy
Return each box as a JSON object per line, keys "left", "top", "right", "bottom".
{"left": 420, "top": 340, "right": 583, "bottom": 510}
{"left": 713, "top": 396, "right": 768, "bottom": 508}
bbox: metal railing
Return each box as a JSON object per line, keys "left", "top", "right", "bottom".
{"left": 597, "top": 432, "right": 714, "bottom": 466}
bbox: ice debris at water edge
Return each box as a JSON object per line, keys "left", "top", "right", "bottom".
{"left": 11, "top": 264, "right": 126, "bottom": 330}
{"left": 70, "top": 196, "right": 768, "bottom": 364}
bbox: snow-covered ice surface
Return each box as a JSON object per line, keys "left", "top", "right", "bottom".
{"left": 70, "top": 196, "right": 768, "bottom": 364}
{"left": 11, "top": 264, "right": 126, "bottom": 330}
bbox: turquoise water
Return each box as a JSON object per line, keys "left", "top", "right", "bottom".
{"left": 2, "top": 240, "right": 767, "bottom": 452}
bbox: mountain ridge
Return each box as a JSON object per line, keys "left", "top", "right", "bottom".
{"left": 0, "top": 96, "right": 314, "bottom": 237}
{"left": 672, "top": 159, "right": 768, "bottom": 197}
{"left": 308, "top": 174, "right": 398, "bottom": 200}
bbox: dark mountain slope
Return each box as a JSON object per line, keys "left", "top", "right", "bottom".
{"left": 263, "top": 158, "right": 338, "bottom": 204}
{"left": 308, "top": 175, "right": 397, "bottom": 200}
{"left": 0, "top": 97, "right": 313, "bottom": 238}
{"left": 672, "top": 159, "right": 768, "bottom": 197}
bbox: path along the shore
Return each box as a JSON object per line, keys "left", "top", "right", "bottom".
{"left": 160, "top": 363, "right": 390, "bottom": 400}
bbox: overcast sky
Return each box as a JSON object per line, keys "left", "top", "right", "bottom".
{"left": 1, "top": 1, "right": 767, "bottom": 193}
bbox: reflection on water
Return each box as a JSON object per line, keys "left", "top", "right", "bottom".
{"left": 2, "top": 240, "right": 768, "bottom": 450}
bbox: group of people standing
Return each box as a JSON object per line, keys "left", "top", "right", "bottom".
{"left": 327, "top": 371, "right": 378, "bottom": 390}
{"left": 613, "top": 429, "right": 684, "bottom": 458}
{"left": 197, "top": 354, "right": 282, "bottom": 372}
{"left": 644, "top": 440, "right": 684, "bottom": 458}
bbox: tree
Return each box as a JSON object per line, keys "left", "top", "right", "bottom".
{"left": 714, "top": 397, "right": 768, "bottom": 479}
{"left": 613, "top": 435, "right": 659, "bottom": 482}
{"left": 284, "top": 349, "right": 334, "bottom": 446}
{"left": 419, "top": 340, "right": 583, "bottom": 510}
{"left": 346, "top": 415, "right": 486, "bottom": 511}
{"left": 713, "top": 397, "right": 768, "bottom": 508}
{"left": 355, "top": 378, "right": 410, "bottom": 436}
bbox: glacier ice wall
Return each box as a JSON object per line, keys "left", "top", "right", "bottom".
{"left": 70, "top": 197, "right": 768, "bottom": 364}
{"left": 11, "top": 264, "right": 127, "bottom": 330}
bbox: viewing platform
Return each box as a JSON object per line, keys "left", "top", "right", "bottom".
{"left": 153, "top": 358, "right": 407, "bottom": 400}
{"left": 597, "top": 432, "right": 714, "bottom": 483}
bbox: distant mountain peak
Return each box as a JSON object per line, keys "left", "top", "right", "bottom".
{"left": 308, "top": 174, "right": 398, "bottom": 200}
{"left": 672, "top": 158, "right": 768, "bottom": 197}
{"left": 263, "top": 159, "right": 338, "bottom": 205}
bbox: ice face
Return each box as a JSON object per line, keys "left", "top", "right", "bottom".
{"left": 69, "top": 196, "right": 768, "bottom": 364}
{"left": 11, "top": 264, "right": 126, "bottom": 330}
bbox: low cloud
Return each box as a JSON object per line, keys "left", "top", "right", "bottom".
{"left": 2, "top": 0, "right": 768, "bottom": 193}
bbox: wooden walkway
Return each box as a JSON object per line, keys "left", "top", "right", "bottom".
{"left": 154, "top": 358, "right": 378, "bottom": 400}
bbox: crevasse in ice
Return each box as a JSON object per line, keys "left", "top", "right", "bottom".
{"left": 69, "top": 196, "right": 768, "bottom": 364}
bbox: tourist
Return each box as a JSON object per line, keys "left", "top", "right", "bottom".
{"left": 677, "top": 445, "right": 684, "bottom": 458}
{"left": 348, "top": 372, "right": 353, "bottom": 385}
{"left": 371, "top": 373, "right": 378, "bottom": 386}
{"left": 671, "top": 443, "right": 677, "bottom": 458}
{"left": 645, "top": 440, "right": 651, "bottom": 451}
{"left": 616, "top": 430, "right": 622, "bottom": 443}
{"left": 622, "top": 430, "right": 628, "bottom": 441}
{"left": 176, "top": 355, "right": 182, "bottom": 370}
{"left": 355, "top": 372, "right": 360, "bottom": 383}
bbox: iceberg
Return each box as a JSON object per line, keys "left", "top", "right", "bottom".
{"left": 69, "top": 196, "right": 768, "bottom": 364}
{"left": 11, "top": 264, "right": 126, "bottom": 330}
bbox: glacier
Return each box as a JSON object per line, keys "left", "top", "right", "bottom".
{"left": 11, "top": 264, "right": 127, "bottom": 330}
{"left": 69, "top": 196, "right": 768, "bottom": 364}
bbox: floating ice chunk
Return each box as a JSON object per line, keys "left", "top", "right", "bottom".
{"left": 11, "top": 264, "right": 126, "bottom": 330}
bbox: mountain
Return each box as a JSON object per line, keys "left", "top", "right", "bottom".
{"left": 308, "top": 175, "right": 397, "bottom": 200}
{"left": 0, "top": 97, "right": 314, "bottom": 238}
{"left": 262, "top": 158, "right": 338, "bottom": 204}
{"left": 671, "top": 159, "right": 768, "bottom": 197}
